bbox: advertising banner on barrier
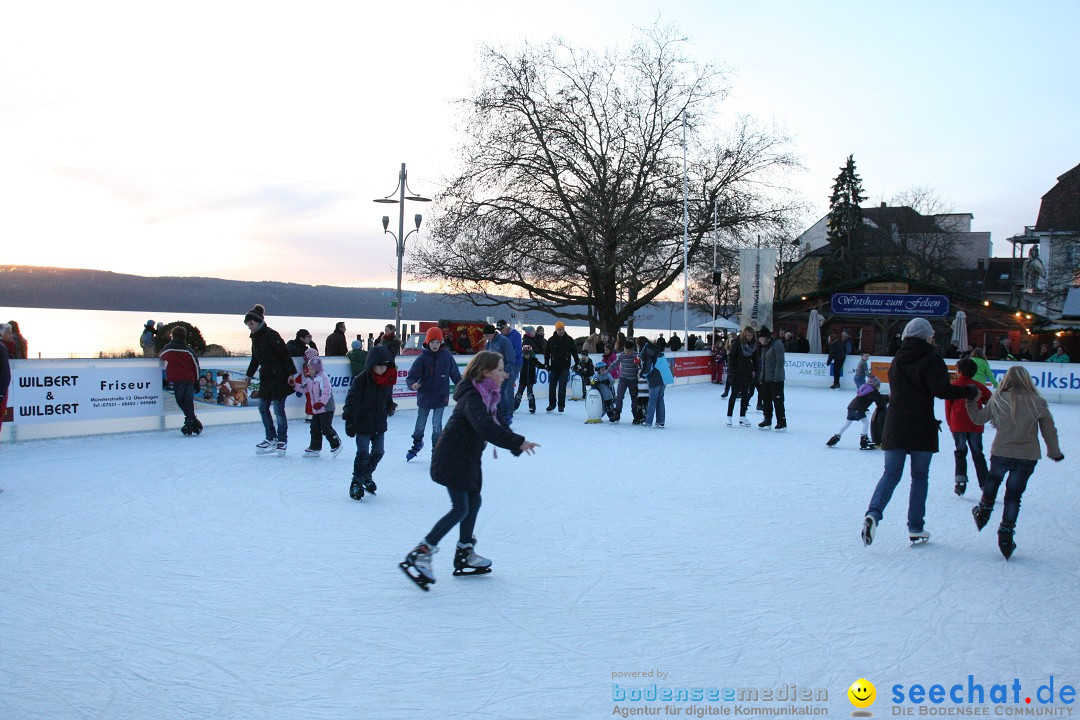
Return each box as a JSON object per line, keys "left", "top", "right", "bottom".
{"left": 11, "top": 361, "right": 164, "bottom": 425}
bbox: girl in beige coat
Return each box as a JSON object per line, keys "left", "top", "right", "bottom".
{"left": 967, "top": 365, "right": 1064, "bottom": 558}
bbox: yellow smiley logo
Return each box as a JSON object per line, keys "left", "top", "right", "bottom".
{"left": 848, "top": 678, "right": 876, "bottom": 708}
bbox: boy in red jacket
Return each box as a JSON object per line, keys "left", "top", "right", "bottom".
{"left": 945, "top": 357, "right": 992, "bottom": 496}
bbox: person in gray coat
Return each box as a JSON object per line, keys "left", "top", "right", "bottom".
{"left": 757, "top": 325, "right": 786, "bottom": 431}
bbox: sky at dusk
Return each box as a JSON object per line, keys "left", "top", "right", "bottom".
{"left": 2, "top": 0, "right": 1078, "bottom": 290}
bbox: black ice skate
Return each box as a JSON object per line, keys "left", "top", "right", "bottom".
{"left": 453, "top": 538, "right": 492, "bottom": 577}
{"left": 181, "top": 417, "right": 193, "bottom": 436}
{"left": 400, "top": 542, "right": 437, "bottom": 591}
{"left": 406, "top": 438, "right": 423, "bottom": 462}
{"left": 255, "top": 438, "right": 277, "bottom": 455}
{"left": 349, "top": 477, "right": 364, "bottom": 501}
{"left": 954, "top": 476, "right": 967, "bottom": 496}
{"left": 860, "top": 435, "right": 876, "bottom": 450}
{"left": 528, "top": 395, "right": 536, "bottom": 414}
{"left": 191, "top": 418, "right": 202, "bottom": 435}
{"left": 362, "top": 475, "right": 377, "bottom": 495}
{"left": 997, "top": 527, "right": 1016, "bottom": 559}
{"left": 826, "top": 434, "right": 841, "bottom": 447}
{"left": 513, "top": 393, "right": 522, "bottom": 410}
{"left": 972, "top": 504, "right": 992, "bottom": 531}
{"left": 861, "top": 515, "right": 877, "bottom": 546}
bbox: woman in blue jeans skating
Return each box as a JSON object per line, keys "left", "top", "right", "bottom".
{"left": 861, "top": 318, "right": 979, "bottom": 547}
{"left": 966, "top": 365, "right": 1064, "bottom": 558}
{"left": 400, "top": 351, "right": 539, "bottom": 590}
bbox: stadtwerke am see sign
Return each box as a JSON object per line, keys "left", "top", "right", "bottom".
{"left": 830, "top": 293, "right": 950, "bottom": 317}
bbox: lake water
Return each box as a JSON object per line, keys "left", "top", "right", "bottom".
{"left": 1, "top": 306, "right": 673, "bottom": 359}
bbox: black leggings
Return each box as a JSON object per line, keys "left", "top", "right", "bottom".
{"left": 726, "top": 383, "right": 754, "bottom": 417}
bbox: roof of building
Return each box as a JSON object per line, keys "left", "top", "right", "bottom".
{"left": 1035, "top": 162, "right": 1080, "bottom": 232}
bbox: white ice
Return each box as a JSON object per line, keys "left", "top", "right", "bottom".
{"left": 2, "top": 384, "right": 1077, "bottom": 719}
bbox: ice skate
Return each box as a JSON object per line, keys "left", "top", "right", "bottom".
{"left": 181, "top": 417, "right": 193, "bottom": 436}
{"left": 400, "top": 542, "right": 438, "bottom": 590}
{"left": 303, "top": 448, "right": 321, "bottom": 458}
{"left": 954, "top": 476, "right": 967, "bottom": 496}
{"left": 826, "top": 434, "right": 840, "bottom": 447}
{"left": 255, "top": 438, "right": 277, "bottom": 455}
{"left": 330, "top": 442, "right": 342, "bottom": 459}
{"left": 860, "top": 435, "right": 876, "bottom": 450}
{"left": 972, "top": 504, "right": 992, "bottom": 531}
{"left": 758, "top": 419, "right": 772, "bottom": 430}
{"left": 909, "top": 529, "right": 930, "bottom": 545}
{"left": 406, "top": 437, "right": 423, "bottom": 462}
{"left": 349, "top": 477, "right": 364, "bottom": 501}
{"left": 997, "top": 527, "right": 1016, "bottom": 559}
{"left": 191, "top": 418, "right": 203, "bottom": 435}
{"left": 528, "top": 395, "right": 536, "bottom": 414}
{"left": 453, "top": 538, "right": 492, "bottom": 576}
{"left": 774, "top": 421, "right": 787, "bottom": 432}
{"left": 738, "top": 416, "right": 752, "bottom": 427}
{"left": 513, "top": 394, "right": 522, "bottom": 410}
{"left": 362, "top": 475, "right": 377, "bottom": 495}
{"left": 275, "top": 441, "right": 287, "bottom": 457}
{"left": 861, "top": 515, "right": 877, "bottom": 546}
{"left": 726, "top": 416, "right": 734, "bottom": 427}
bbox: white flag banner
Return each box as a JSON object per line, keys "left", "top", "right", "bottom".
{"left": 739, "top": 247, "right": 777, "bottom": 332}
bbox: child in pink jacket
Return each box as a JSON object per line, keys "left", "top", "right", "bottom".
{"left": 293, "top": 354, "right": 342, "bottom": 458}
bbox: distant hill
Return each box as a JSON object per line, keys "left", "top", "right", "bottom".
{"left": 0, "top": 265, "right": 713, "bottom": 331}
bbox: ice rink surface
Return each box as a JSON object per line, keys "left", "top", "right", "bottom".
{"left": 2, "top": 383, "right": 1077, "bottom": 719}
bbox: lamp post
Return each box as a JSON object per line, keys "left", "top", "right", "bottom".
{"left": 374, "top": 162, "right": 431, "bottom": 337}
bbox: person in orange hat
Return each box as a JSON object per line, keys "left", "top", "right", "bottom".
{"left": 404, "top": 326, "right": 462, "bottom": 460}
{"left": 544, "top": 321, "right": 579, "bottom": 412}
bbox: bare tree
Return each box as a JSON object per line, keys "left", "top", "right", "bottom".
{"left": 409, "top": 25, "right": 801, "bottom": 333}
{"left": 882, "top": 185, "right": 966, "bottom": 283}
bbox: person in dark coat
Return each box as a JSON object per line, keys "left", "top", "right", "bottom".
{"left": 400, "top": 351, "right": 538, "bottom": 588}
{"left": 514, "top": 343, "right": 546, "bottom": 414}
{"left": 861, "top": 317, "right": 980, "bottom": 546}
{"left": 287, "top": 329, "right": 318, "bottom": 357}
{"left": 725, "top": 326, "right": 760, "bottom": 426}
{"left": 244, "top": 305, "right": 295, "bottom": 453}
{"left": 405, "top": 327, "right": 463, "bottom": 458}
{"left": 756, "top": 325, "right": 786, "bottom": 431}
{"left": 544, "top": 322, "right": 579, "bottom": 412}
{"left": 342, "top": 345, "right": 397, "bottom": 499}
{"left": 531, "top": 326, "right": 548, "bottom": 354}
{"left": 374, "top": 324, "right": 402, "bottom": 357}
{"left": 0, "top": 324, "right": 10, "bottom": 451}
{"left": 159, "top": 325, "right": 202, "bottom": 435}
{"left": 324, "top": 322, "right": 349, "bottom": 357}
{"left": 796, "top": 334, "right": 810, "bottom": 353}
{"left": 826, "top": 333, "right": 846, "bottom": 389}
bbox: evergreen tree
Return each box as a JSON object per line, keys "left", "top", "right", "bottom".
{"left": 819, "top": 154, "right": 867, "bottom": 287}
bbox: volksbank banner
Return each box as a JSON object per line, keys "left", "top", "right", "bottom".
{"left": 740, "top": 247, "right": 777, "bottom": 331}
{"left": 831, "top": 293, "right": 950, "bottom": 317}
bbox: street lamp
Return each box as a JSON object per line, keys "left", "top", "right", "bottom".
{"left": 374, "top": 162, "right": 431, "bottom": 337}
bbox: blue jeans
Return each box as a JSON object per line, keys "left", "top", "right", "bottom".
{"left": 352, "top": 432, "right": 385, "bottom": 480}
{"left": 426, "top": 488, "right": 483, "bottom": 547}
{"left": 173, "top": 380, "right": 196, "bottom": 419}
{"left": 258, "top": 395, "right": 287, "bottom": 443}
{"left": 615, "top": 377, "right": 638, "bottom": 415}
{"left": 952, "top": 431, "right": 988, "bottom": 487}
{"left": 499, "top": 365, "right": 518, "bottom": 424}
{"left": 548, "top": 368, "right": 570, "bottom": 409}
{"left": 412, "top": 405, "right": 446, "bottom": 447}
{"left": 979, "top": 456, "right": 1037, "bottom": 528}
{"left": 866, "top": 449, "right": 933, "bottom": 532}
{"left": 646, "top": 385, "right": 666, "bottom": 425}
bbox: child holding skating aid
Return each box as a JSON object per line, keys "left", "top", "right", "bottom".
{"left": 292, "top": 353, "right": 342, "bottom": 459}
{"left": 826, "top": 376, "right": 888, "bottom": 450}
{"left": 967, "top": 365, "right": 1064, "bottom": 559}
{"left": 400, "top": 351, "right": 539, "bottom": 591}
{"left": 514, "top": 343, "right": 546, "bottom": 414}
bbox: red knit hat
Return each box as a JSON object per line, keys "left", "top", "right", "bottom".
{"left": 425, "top": 327, "right": 445, "bottom": 344}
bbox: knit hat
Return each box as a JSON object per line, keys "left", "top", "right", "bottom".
{"left": 901, "top": 317, "right": 934, "bottom": 342}
{"left": 554, "top": 321, "right": 565, "bottom": 331}
{"left": 495, "top": 319, "right": 508, "bottom": 328}
{"left": 757, "top": 325, "right": 772, "bottom": 339}
{"left": 145, "top": 319, "right": 155, "bottom": 328}
{"left": 307, "top": 356, "right": 323, "bottom": 373}
{"left": 243, "top": 305, "right": 265, "bottom": 325}
{"left": 304, "top": 347, "right": 319, "bottom": 362}
{"left": 351, "top": 340, "right": 362, "bottom": 350}
{"left": 866, "top": 376, "right": 881, "bottom": 388}
{"left": 523, "top": 326, "right": 535, "bottom": 334}
{"left": 482, "top": 324, "right": 497, "bottom": 335}
{"left": 425, "top": 327, "right": 444, "bottom": 344}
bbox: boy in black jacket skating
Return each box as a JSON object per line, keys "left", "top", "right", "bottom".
{"left": 342, "top": 345, "right": 397, "bottom": 500}
{"left": 514, "top": 344, "right": 546, "bottom": 414}
{"left": 400, "top": 351, "right": 539, "bottom": 590}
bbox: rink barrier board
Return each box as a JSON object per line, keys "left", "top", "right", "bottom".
{"left": 2, "top": 352, "right": 1076, "bottom": 441}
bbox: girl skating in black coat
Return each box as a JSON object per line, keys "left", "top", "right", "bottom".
{"left": 400, "top": 351, "right": 539, "bottom": 590}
